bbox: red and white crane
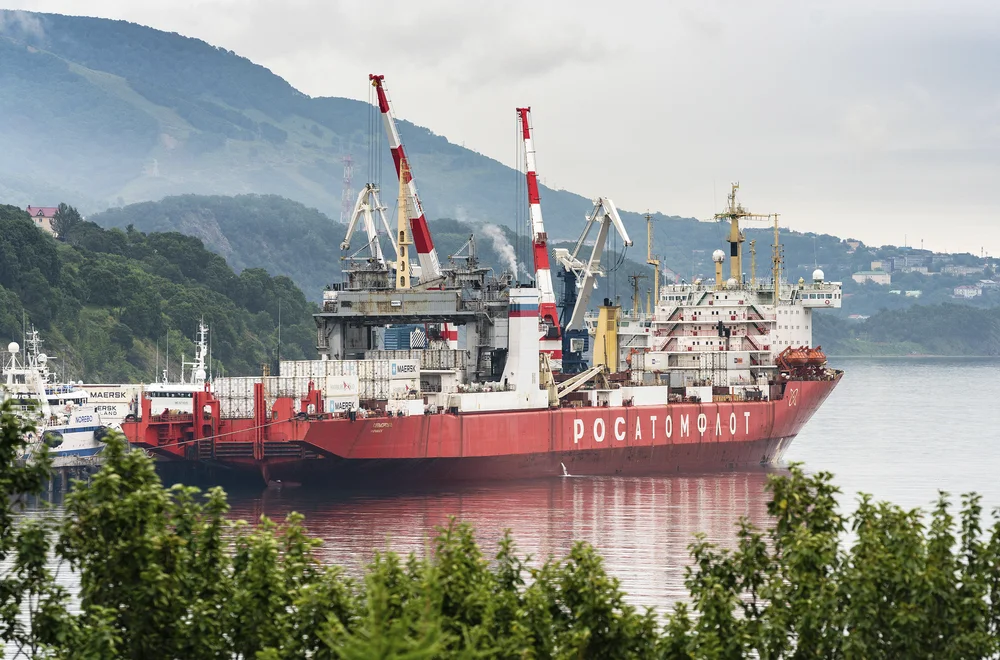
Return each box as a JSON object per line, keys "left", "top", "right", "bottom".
{"left": 516, "top": 107, "right": 562, "bottom": 366}
{"left": 369, "top": 74, "right": 443, "bottom": 284}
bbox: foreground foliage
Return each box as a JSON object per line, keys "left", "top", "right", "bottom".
{"left": 1, "top": 409, "right": 999, "bottom": 657}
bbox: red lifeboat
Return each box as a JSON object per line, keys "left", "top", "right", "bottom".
{"left": 805, "top": 346, "right": 827, "bottom": 367}
{"left": 785, "top": 347, "right": 809, "bottom": 367}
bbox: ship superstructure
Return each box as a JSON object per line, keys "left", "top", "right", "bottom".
{"left": 593, "top": 184, "right": 842, "bottom": 398}
{"left": 2, "top": 329, "right": 111, "bottom": 467}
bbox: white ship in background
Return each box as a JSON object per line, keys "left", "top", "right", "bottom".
{"left": 2, "top": 329, "right": 111, "bottom": 467}
{"left": 82, "top": 321, "right": 213, "bottom": 426}
{"left": 141, "top": 321, "right": 211, "bottom": 416}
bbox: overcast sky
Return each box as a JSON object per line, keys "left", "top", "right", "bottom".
{"left": 6, "top": 0, "right": 1000, "bottom": 255}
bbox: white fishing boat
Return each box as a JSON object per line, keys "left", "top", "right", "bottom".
{"left": 141, "top": 321, "right": 211, "bottom": 415}
{"left": 3, "top": 329, "right": 112, "bottom": 467}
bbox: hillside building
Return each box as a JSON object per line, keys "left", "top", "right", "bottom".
{"left": 954, "top": 285, "right": 982, "bottom": 299}
{"left": 943, "top": 265, "right": 985, "bottom": 277}
{"left": 25, "top": 206, "right": 58, "bottom": 236}
{"left": 852, "top": 271, "right": 891, "bottom": 285}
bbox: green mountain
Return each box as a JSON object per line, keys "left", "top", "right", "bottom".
{"left": 0, "top": 204, "right": 315, "bottom": 382}
{"left": 0, "top": 9, "right": 629, "bottom": 241}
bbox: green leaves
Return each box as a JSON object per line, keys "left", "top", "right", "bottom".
{"left": 5, "top": 424, "right": 1000, "bottom": 658}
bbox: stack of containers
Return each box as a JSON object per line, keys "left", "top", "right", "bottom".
{"left": 364, "top": 349, "right": 466, "bottom": 371}
{"left": 213, "top": 376, "right": 258, "bottom": 419}
{"left": 279, "top": 359, "right": 419, "bottom": 404}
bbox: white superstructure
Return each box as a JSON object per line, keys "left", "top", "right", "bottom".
{"left": 586, "top": 186, "right": 842, "bottom": 398}
{"left": 2, "top": 330, "right": 111, "bottom": 467}
{"left": 142, "top": 321, "right": 210, "bottom": 414}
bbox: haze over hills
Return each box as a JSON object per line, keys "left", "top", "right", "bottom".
{"left": 0, "top": 8, "right": 896, "bottom": 268}
{"left": 0, "top": 9, "right": 661, "bottom": 241}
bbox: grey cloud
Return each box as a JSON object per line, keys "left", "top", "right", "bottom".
{"left": 0, "top": 9, "right": 45, "bottom": 40}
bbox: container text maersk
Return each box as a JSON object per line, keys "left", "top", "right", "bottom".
{"left": 572, "top": 411, "right": 753, "bottom": 443}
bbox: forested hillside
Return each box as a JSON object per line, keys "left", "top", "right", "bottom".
{"left": 814, "top": 303, "right": 1000, "bottom": 356}
{"left": 0, "top": 204, "right": 315, "bottom": 382}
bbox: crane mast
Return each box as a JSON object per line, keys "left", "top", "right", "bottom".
{"left": 369, "top": 74, "right": 442, "bottom": 282}
{"left": 516, "top": 107, "right": 562, "bottom": 366}
{"left": 645, "top": 213, "right": 660, "bottom": 304}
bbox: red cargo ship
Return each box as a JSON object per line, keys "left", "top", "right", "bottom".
{"left": 123, "top": 183, "right": 844, "bottom": 486}
{"left": 124, "top": 376, "right": 838, "bottom": 485}
{"left": 123, "top": 287, "right": 842, "bottom": 486}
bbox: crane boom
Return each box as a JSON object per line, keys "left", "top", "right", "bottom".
{"left": 340, "top": 183, "right": 397, "bottom": 268}
{"left": 516, "top": 107, "right": 562, "bottom": 365}
{"left": 554, "top": 197, "right": 632, "bottom": 330}
{"left": 369, "top": 74, "right": 442, "bottom": 282}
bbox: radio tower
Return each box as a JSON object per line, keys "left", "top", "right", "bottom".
{"left": 339, "top": 155, "right": 354, "bottom": 224}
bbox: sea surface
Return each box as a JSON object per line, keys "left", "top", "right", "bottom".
{"left": 223, "top": 357, "right": 1000, "bottom": 609}
{"left": 22, "top": 358, "right": 1000, "bottom": 613}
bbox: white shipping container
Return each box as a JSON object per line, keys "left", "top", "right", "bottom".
{"left": 359, "top": 379, "right": 389, "bottom": 401}
{"left": 325, "top": 395, "right": 359, "bottom": 414}
{"left": 323, "top": 375, "right": 359, "bottom": 397}
{"left": 389, "top": 378, "right": 420, "bottom": 398}
{"left": 389, "top": 359, "right": 420, "bottom": 380}
{"left": 82, "top": 384, "right": 141, "bottom": 421}
{"left": 220, "top": 396, "right": 255, "bottom": 420}
{"left": 214, "top": 377, "right": 258, "bottom": 400}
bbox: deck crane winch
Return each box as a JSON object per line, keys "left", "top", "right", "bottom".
{"left": 554, "top": 197, "right": 633, "bottom": 330}
{"left": 369, "top": 74, "right": 443, "bottom": 285}
{"left": 340, "top": 183, "right": 397, "bottom": 268}
{"left": 516, "top": 107, "right": 562, "bottom": 368}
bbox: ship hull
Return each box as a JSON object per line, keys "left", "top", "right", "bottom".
{"left": 132, "top": 376, "right": 839, "bottom": 486}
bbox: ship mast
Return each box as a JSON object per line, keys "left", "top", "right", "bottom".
{"left": 713, "top": 183, "right": 774, "bottom": 285}
{"left": 645, "top": 213, "right": 660, "bottom": 302}
{"left": 772, "top": 213, "right": 783, "bottom": 298}
{"left": 395, "top": 161, "right": 412, "bottom": 290}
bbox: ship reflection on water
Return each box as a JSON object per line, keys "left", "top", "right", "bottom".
{"left": 228, "top": 469, "right": 783, "bottom": 609}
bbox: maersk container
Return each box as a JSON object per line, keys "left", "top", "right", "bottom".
{"left": 388, "top": 359, "right": 420, "bottom": 380}
{"left": 325, "top": 395, "right": 359, "bottom": 414}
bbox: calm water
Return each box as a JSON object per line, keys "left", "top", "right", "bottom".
{"left": 223, "top": 357, "right": 1000, "bottom": 609}
{"left": 22, "top": 358, "right": 1000, "bottom": 613}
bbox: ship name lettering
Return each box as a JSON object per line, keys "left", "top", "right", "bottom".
{"left": 679, "top": 414, "right": 688, "bottom": 437}
{"left": 614, "top": 417, "right": 625, "bottom": 442}
{"left": 730, "top": 413, "right": 737, "bottom": 435}
{"left": 649, "top": 416, "right": 657, "bottom": 439}
{"left": 715, "top": 414, "right": 722, "bottom": 435}
{"left": 372, "top": 422, "right": 393, "bottom": 429}
{"left": 744, "top": 411, "right": 751, "bottom": 433}
{"left": 665, "top": 415, "right": 673, "bottom": 438}
{"left": 697, "top": 414, "right": 708, "bottom": 435}
{"left": 634, "top": 419, "right": 642, "bottom": 441}
{"left": 593, "top": 418, "right": 605, "bottom": 443}
{"left": 573, "top": 419, "right": 585, "bottom": 444}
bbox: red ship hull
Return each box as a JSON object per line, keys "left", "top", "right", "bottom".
{"left": 123, "top": 376, "right": 840, "bottom": 486}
